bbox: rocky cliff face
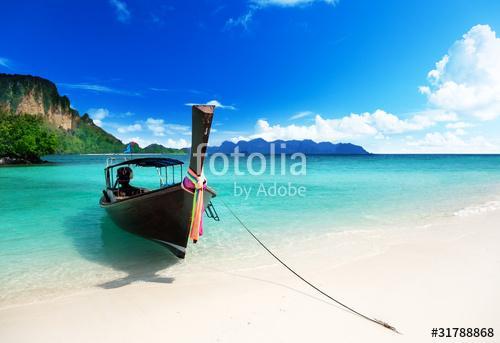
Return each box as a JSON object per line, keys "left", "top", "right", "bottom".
{"left": 0, "top": 73, "right": 79, "bottom": 130}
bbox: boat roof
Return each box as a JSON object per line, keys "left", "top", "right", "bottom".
{"left": 107, "top": 157, "right": 184, "bottom": 169}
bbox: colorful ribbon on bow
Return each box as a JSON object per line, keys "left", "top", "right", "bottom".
{"left": 182, "top": 168, "right": 206, "bottom": 243}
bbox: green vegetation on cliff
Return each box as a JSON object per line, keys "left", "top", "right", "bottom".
{"left": 0, "top": 111, "right": 124, "bottom": 159}
{"left": 142, "top": 143, "right": 184, "bottom": 154}
{"left": 55, "top": 114, "right": 126, "bottom": 154}
{"left": 0, "top": 112, "right": 58, "bottom": 161}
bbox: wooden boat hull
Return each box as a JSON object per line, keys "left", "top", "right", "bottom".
{"left": 100, "top": 184, "right": 215, "bottom": 258}
{"left": 100, "top": 105, "right": 216, "bottom": 258}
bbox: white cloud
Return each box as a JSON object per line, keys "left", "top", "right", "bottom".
{"left": 0, "top": 57, "right": 11, "bottom": 68}
{"left": 207, "top": 100, "right": 236, "bottom": 110}
{"left": 87, "top": 108, "right": 110, "bottom": 127}
{"left": 59, "top": 83, "right": 139, "bottom": 96}
{"left": 165, "top": 124, "right": 191, "bottom": 136}
{"left": 110, "top": 0, "right": 130, "bottom": 23}
{"left": 406, "top": 131, "right": 496, "bottom": 153}
{"left": 226, "top": 0, "right": 337, "bottom": 29}
{"left": 185, "top": 100, "right": 236, "bottom": 110}
{"left": 149, "top": 87, "right": 171, "bottom": 92}
{"left": 225, "top": 10, "right": 254, "bottom": 30}
{"left": 89, "top": 108, "right": 109, "bottom": 120}
{"left": 235, "top": 109, "right": 444, "bottom": 142}
{"left": 150, "top": 88, "right": 208, "bottom": 96}
{"left": 146, "top": 118, "right": 166, "bottom": 136}
{"left": 165, "top": 124, "right": 189, "bottom": 131}
{"left": 289, "top": 111, "right": 313, "bottom": 120}
{"left": 62, "top": 84, "right": 112, "bottom": 92}
{"left": 125, "top": 137, "right": 151, "bottom": 148}
{"left": 370, "top": 110, "right": 429, "bottom": 133}
{"left": 145, "top": 118, "right": 191, "bottom": 136}
{"left": 252, "top": 0, "right": 337, "bottom": 7}
{"left": 420, "top": 24, "right": 500, "bottom": 120}
{"left": 117, "top": 123, "right": 142, "bottom": 133}
{"left": 446, "top": 121, "right": 473, "bottom": 129}
{"left": 166, "top": 138, "right": 189, "bottom": 149}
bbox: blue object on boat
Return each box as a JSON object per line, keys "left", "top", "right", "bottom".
{"left": 123, "top": 143, "right": 132, "bottom": 154}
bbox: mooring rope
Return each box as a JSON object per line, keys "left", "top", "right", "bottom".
{"left": 220, "top": 199, "right": 401, "bottom": 334}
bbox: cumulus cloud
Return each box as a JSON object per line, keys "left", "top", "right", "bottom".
{"left": 185, "top": 100, "right": 236, "bottom": 110}
{"left": 445, "top": 122, "right": 473, "bottom": 129}
{"left": 165, "top": 124, "right": 191, "bottom": 136}
{"left": 234, "top": 109, "right": 444, "bottom": 142}
{"left": 420, "top": 24, "right": 500, "bottom": 120}
{"left": 166, "top": 138, "right": 189, "bottom": 149}
{"left": 125, "top": 136, "right": 151, "bottom": 148}
{"left": 146, "top": 118, "right": 166, "bottom": 136}
{"left": 117, "top": 123, "right": 142, "bottom": 133}
{"left": 87, "top": 108, "right": 110, "bottom": 127}
{"left": 110, "top": 0, "right": 130, "bottom": 23}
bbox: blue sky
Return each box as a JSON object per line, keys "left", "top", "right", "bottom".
{"left": 1, "top": 0, "right": 500, "bottom": 152}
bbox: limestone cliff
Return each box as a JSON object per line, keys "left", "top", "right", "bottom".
{"left": 0, "top": 73, "right": 82, "bottom": 130}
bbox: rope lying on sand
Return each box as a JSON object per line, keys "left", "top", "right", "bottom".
{"left": 221, "top": 199, "right": 401, "bottom": 334}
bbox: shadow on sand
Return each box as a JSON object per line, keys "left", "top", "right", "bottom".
{"left": 64, "top": 207, "right": 179, "bottom": 289}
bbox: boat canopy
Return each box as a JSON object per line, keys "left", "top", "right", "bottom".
{"left": 106, "top": 157, "right": 184, "bottom": 170}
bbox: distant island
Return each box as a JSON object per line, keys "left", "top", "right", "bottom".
{"left": 208, "top": 138, "right": 369, "bottom": 155}
{"left": 0, "top": 73, "right": 184, "bottom": 164}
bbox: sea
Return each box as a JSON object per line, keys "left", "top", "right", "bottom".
{"left": 1, "top": 154, "right": 500, "bottom": 306}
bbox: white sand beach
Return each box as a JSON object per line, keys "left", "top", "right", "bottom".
{"left": 1, "top": 209, "right": 499, "bottom": 343}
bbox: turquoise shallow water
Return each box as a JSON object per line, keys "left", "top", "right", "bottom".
{"left": 1, "top": 154, "right": 500, "bottom": 305}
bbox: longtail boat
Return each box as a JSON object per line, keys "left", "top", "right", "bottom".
{"left": 99, "top": 105, "right": 219, "bottom": 258}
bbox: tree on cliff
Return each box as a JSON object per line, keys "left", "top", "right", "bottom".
{"left": 0, "top": 113, "right": 58, "bottom": 161}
